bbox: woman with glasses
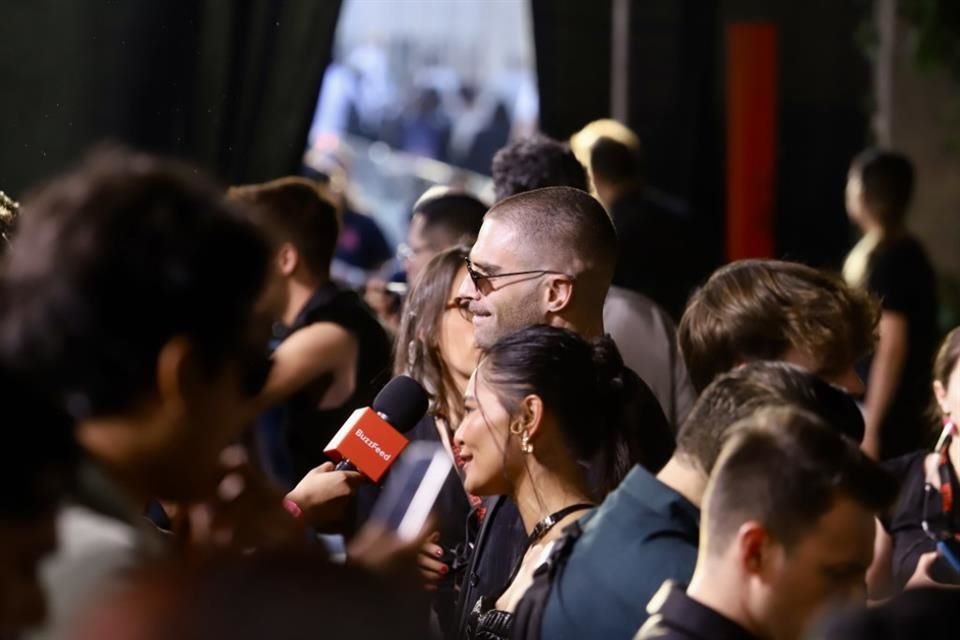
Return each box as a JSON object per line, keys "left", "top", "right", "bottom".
{"left": 456, "top": 325, "right": 628, "bottom": 640}
{"left": 386, "top": 245, "right": 481, "bottom": 638}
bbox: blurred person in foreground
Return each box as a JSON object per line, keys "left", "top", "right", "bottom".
{"left": 637, "top": 407, "right": 897, "bottom": 640}
{"left": 71, "top": 550, "right": 426, "bottom": 640}
{"left": 229, "top": 178, "right": 391, "bottom": 485}
{"left": 491, "top": 134, "right": 696, "bottom": 426}
{"left": 2, "top": 150, "right": 397, "bottom": 639}
{"left": 453, "top": 185, "right": 673, "bottom": 636}
{"left": 526, "top": 362, "right": 867, "bottom": 640}
{"left": 0, "top": 366, "right": 77, "bottom": 636}
{"left": 843, "top": 149, "right": 938, "bottom": 460}
{"left": 0, "top": 148, "right": 281, "bottom": 638}
{"left": 570, "top": 119, "right": 697, "bottom": 319}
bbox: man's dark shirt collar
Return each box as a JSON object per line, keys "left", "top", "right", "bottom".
{"left": 637, "top": 582, "right": 758, "bottom": 640}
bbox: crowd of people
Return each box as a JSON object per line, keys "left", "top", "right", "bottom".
{"left": 0, "top": 118, "right": 955, "bottom": 640}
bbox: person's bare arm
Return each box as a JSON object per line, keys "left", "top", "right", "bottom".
{"left": 254, "top": 322, "right": 358, "bottom": 412}
{"left": 862, "top": 311, "right": 909, "bottom": 459}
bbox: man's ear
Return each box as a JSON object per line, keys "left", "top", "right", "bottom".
{"left": 277, "top": 242, "right": 299, "bottom": 277}
{"left": 544, "top": 276, "right": 575, "bottom": 314}
{"left": 155, "top": 336, "right": 194, "bottom": 419}
{"left": 736, "top": 521, "right": 781, "bottom": 581}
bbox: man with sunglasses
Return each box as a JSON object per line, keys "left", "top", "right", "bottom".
{"left": 0, "top": 148, "right": 280, "bottom": 638}
{"left": 454, "top": 185, "right": 675, "bottom": 636}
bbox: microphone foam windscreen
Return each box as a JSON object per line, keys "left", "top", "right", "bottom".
{"left": 372, "top": 375, "right": 430, "bottom": 434}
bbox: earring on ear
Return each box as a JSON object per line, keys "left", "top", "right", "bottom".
{"left": 521, "top": 431, "right": 533, "bottom": 454}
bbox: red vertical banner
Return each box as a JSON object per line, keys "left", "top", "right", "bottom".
{"left": 726, "top": 22, "right": 778, "bottom": 261}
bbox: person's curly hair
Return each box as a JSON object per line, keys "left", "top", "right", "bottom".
{"left": 491, "top": 135, "right": 588, "bottom": 202}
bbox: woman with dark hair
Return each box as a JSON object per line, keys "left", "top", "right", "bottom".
{"left": 390, "top": 245, "right": 481, "bottom": 638}
{"left": 843, "top": 149, "right": 938, "bottom": 460}
{"left": 456, "top": 325, "right": 626, "bottom": 640}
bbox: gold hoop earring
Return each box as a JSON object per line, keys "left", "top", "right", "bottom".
{"left": 509, "top": 422, "right": 523, "bottom": 435}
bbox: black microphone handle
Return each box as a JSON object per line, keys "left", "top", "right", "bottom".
{"left": 335, "top": 459, "right": 357, "bottom": 472}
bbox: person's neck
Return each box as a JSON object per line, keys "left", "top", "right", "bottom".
{"left": 76, "top": 417, "right": 156, "bottom": 508}
{"left": 282, "top": 274, "right": 328, "bottom": 326}
{"left": 656, "top": 455, "right": 708, "bottom": 508}
{"left": 511, "top": 456, "right": 592, "bottom": 539}
{"left": 687, "top": 560, "right": 763, "bottom": 637}
{"left": 597, "top": 180, "right": 643, "bottom": 208}
{"left": 553, "top": 313, "right": 604, "bottom": 342}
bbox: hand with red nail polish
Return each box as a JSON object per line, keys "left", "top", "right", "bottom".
{"left": 416, "top": 531, "right": 448, "bottom": 589}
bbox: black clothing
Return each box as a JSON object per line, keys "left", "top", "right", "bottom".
{"left": 454, "top": 362, "right": 674, "bottom": 638}
{"left": 354, "top": 415, "right": 476, "bottom": 639}
{"left": 466, "top": 597, "right": 514, "bottom": 640}
{"left": 881, "top": 450, "right": 960, "bottom": 589}
{"left": 880, "top": 452, "right": 935, "bottom": 590}
{"left": 280, "top": 284, "right": 391, "bottom": 480}
{"left": 609, "top": 187, "right": 696, "bottom": 320}
{"left": 864, "top": 234, "right": 938, "bottom": 459}
{"left": 820, "top": 587, "right": 960, "bottom": 640}
{"left": 636, "top": 582, "right": 758, "bottom": 640}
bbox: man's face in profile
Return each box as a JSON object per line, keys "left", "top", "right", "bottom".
{"left": 757, "top": 496, "right": 875, "bottom": 640}
{"left": 458, "top": 217, "right": 548, "bottom": 350}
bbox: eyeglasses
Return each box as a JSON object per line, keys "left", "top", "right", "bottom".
{"left": 445, "top": 297, "right": 474, "bottom": 322}
{"left": 463, "top": 256, "right": 574, "bottom": 296}
{"left": 398, "top": 243, "right": 432, "bottom": 262}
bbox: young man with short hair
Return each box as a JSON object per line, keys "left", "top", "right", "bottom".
{"left": 535, "top": 362, "right": 866, "bottom": 640}
{"left": 678, "top": 258, "right": 878, "bottom": 395}
{"left": 638, "top": 407, "right": 897, "bottom": 640}
{"left": 229, "top": 177, "right": 391, "bottom": 483}
{"left": 1, "top": 148, "right": 275, "bottom": 637}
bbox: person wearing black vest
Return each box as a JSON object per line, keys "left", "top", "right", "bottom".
{"left": 229, "top": 178, "right": 391, "bottom": 485}
{"left": 453, "top": 186, "right": 673, "bottom": 637}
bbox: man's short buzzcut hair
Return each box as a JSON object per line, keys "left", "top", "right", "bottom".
{"left": 486, "top": 186, "right": 617, "bottom": 286}
{"left": 412, "top": 186, "right": 487, "bottom": 247}
{"left": 491, "top": 135, "right": 589, "bottom": 203}
{"left": 704, "top": 407, "right": 897, "bottom": 555}
{"left": 676, "top": 361, "right": 865, "bottom": 475}
{"left": 678, "top": 259, "right": 879, "bottom": 393}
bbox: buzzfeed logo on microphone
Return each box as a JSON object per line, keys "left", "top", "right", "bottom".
{"left": 356, "top": 428, "right": 392, "bottom": 461}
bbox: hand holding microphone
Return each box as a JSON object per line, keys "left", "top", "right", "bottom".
{"left": 285, "top": 462, "right": 364, "bottom": 530}
{"left": 324, "top": 375, "right": 430, "bottom": 483}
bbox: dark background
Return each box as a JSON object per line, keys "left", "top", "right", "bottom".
{"left": 0, "top": 0, "right": 875, "bottom": 269}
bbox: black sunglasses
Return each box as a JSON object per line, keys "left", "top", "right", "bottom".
{"left": 463, "top": 257, "right": 573, "bottom": 295}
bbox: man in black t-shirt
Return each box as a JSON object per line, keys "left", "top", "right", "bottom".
{"left": 230, "top": 178, "right": 391, "bottom": 483}
{"left": 845, "top": 149, "right": 939, "bottom": 459}
{"left": 573, "top": 123, "right": 699, "bottom": 320}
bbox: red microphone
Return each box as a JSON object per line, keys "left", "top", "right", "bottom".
{"left": 324, "top": 376, "right": 429, "bottom": 483}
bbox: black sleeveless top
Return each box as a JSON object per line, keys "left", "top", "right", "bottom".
{"left": 279, "top": 284, "right": 391, "bottom": 480}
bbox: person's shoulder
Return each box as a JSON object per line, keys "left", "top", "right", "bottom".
{"left": 570, "top": 468, "right": 698, "bottom": 565}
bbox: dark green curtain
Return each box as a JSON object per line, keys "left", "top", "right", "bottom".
{"left": 530, "top": 0, "right": 612, "bottom": 140}
{"left": 0, "top": 0, "right": 342, "bottom": 196}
